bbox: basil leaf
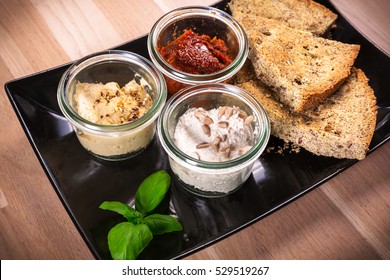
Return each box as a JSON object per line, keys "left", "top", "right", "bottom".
{"left": 99, "top": 201, "right": 142, "bottom": 224}
{"left": 144, "top": 214, "right": 183, "bottom": 235}
{"left": 135, "top": 170, "right": 171, "bottom": 215}
{"left": 107, "top": 222, "right": 153, "bottom": 260}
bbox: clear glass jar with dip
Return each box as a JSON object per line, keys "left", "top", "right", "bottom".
{"left": 157, "top": 83, "right": 270, "bottom": 197}
{"left": 147, "top": 6, "right": 248, "bottom": 95}
{"left": 57, "top": 50, "right": 167, "bottom": 161}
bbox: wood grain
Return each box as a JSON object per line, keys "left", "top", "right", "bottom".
{"left": 330, "top": 0, "right": 390, "bottom": 56}
{"left": 0, "top": 0, "right": 389, "bottom": 260}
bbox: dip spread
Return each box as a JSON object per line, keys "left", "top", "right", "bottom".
{"left": 169, "top": 105, "right": 256, "bottom": 194}
{"left": 158, "top": 29, "right": 232, "bottom": 93}
{"left": 159, "top": 29, "right": 232, "bottom": 74}
{"left": 70, "top": 79, "right": 155, "bottom": 159}
{"left": 173, "top": 106, "right": 254, "bottom": 162}
{"left": 74, "top": 80, "right": 153, "bottom": 125}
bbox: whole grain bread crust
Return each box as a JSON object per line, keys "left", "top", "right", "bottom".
{"left": 241, "top": 16, "right": 360, "bottom": 113}
{"left": 229, "top": 0, "right": 338, "bottom": 36}
{"left": 235, "top": 68, "right": 377, "bottom": 160}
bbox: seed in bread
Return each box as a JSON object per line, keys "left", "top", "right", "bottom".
{"left": 240, "top": 16, "right": 360, "bottom": 113}
{"left": 229, "top": 0, "right": 338, "bottom": 36}
{"left": 235, "top": 68, "right": 377, "bottom": 160}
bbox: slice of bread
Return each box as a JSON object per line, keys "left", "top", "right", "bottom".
{"left": 229, "top": 0, "right": 338, "bottom": 36}
{"left": 235, "top": 68, "right": 377, "bottom": 160}
{"left": 240, "top": 16, "right": 360, "bottom": 113}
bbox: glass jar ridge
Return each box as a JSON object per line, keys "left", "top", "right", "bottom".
{"left": 157, "top": 83, "right": 270, "bottom": 197}
{"left": 57, "top": 50, "right": 167, "bottom": 160}
{"left": 148, "top": 6, "right": 248, "bottom": 94}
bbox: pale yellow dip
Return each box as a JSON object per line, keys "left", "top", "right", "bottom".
{"left": 70, "top": 80, "right": 155, "bottom": 159}
{"left": 74, "top": 80, "right": 152, "bottom": 125}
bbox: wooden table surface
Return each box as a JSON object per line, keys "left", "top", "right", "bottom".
{"left": 0, "top": 0, "right": 389, "bottom": 260}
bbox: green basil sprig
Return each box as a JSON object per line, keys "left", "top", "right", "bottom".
{"left": 99, "top": 170, "right": 182, "bottom": 260}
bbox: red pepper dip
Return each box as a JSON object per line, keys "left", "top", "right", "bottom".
{"left": 158, "top": 29, "right": 233, "bottom": 93}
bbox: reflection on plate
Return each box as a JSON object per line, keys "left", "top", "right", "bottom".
{"left": 5, "top": 0, "right": 390, "bottom": 259}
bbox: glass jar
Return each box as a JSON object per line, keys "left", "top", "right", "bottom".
{"left": 57, "top": 50, "right": 167, "bottom": 161}
{"left": 148, "top": 6, "right": 248, "bottom": 95}
{"left": 157, "top": 83, "right": 270, "bottom": 197}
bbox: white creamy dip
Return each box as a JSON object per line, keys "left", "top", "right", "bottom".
{"left": 171, "top": 106, "right": 256, "bottom": 194}
{"left": 173, "top": 107, "right": 253, "bottom": 162}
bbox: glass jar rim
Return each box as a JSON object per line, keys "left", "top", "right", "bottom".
{"left": 57, "top": 50, "right": 167, "bottom": 135}
{"left": 157, "top": 83, "right": 270, "bottom": 171}
{"left": 147, "top": 6, "right": 248, "bottom": 85}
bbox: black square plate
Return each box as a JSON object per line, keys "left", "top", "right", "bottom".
{"left": 5, "top": 0, "right": 390, "bottom": 259}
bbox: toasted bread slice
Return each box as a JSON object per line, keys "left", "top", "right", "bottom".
{"left": 240, "top": 16, "right": 360, "bottom": 113}
{"left": 235, "top": 68, "right": 377, "bottom": 160}
{"left": 229, "top": 0, "right": 337, "bottom": 36}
